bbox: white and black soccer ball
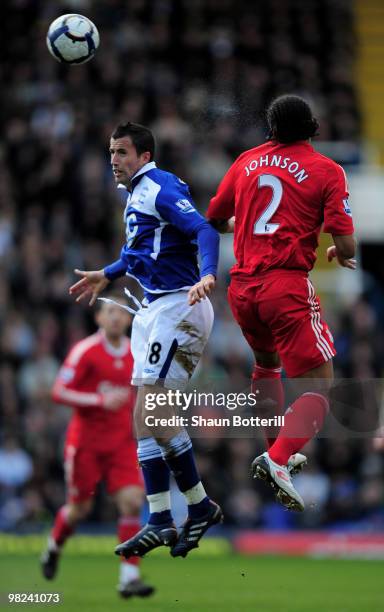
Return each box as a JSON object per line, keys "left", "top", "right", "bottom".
{"left": 46, "top": 14, "right": 100, "bottom": 65}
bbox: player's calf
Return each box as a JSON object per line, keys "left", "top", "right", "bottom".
{"left": 40, "top": 506, "right": 78, "bottom": 580}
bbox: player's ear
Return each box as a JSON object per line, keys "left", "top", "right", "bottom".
{"left": 95, "top": 309, "right": 103, "bottom": 327}
{"left": 141, "top": 151, "right": 151, "bottom": 164}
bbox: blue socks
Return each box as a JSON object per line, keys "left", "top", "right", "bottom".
{"left": 160, "top": 430, "right": 211, "bottom": 518}
{"left": 137, "top": 438, "right": 172, "bottom": 525}
{"left": 138, "top": 431, "right": 211, "bottom": 524}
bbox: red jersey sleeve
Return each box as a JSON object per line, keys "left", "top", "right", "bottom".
{"left": 52, "top": 346, "right": 102, "bottom": 410}
{"left": 322, "top": 163, "right": 354, "bottom": 236}
{"left": 207, "top": 157, "right": 240, "bottom": 220}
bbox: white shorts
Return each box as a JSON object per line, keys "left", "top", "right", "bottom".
{"left": 131, "top": 291, "right": 214, "bottom": 390}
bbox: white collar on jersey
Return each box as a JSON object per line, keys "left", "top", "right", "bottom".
{"left": 117, "top": 161, "right": 157, "bottom": 189}
{"left": 99, "top": 330, "right": 129, "bottom": 357}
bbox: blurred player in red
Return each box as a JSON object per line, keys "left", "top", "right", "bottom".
{"left": 207, "top": 95, "right": 356, "bottom": 512}
{"left": 40, "top": 296, "right": 154, "bottom": 598}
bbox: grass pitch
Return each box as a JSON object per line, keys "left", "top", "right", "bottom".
{"left": 0, "top": 537, "right": 382, "bottom": 612}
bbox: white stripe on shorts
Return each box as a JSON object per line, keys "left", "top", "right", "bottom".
{"left": 306, "top": 279, "right": 334, "bottom": 361}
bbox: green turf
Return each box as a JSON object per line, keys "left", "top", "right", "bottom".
{"left": 0, "top": 549, "right": 383, "bottom": 612}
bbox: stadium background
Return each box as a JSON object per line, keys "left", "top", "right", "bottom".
{"left": 0, "top": 0, "right": 384, "bottom": 604}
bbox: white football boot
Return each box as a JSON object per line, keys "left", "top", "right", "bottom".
{"left": 287, "top": 453, "right": 307, "bottom": 475}
{"left": 251, "top": 452, "right": 305, "bottom": 512}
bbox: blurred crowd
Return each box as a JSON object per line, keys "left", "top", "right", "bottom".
{"left": 1, "top": 0, "right": 383, "bottom": 533}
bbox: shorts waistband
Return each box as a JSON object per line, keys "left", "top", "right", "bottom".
{"left": 144, "top": 291, "right": 168, "bottom": 304}
{"left": 231, "top": 269, "right": 309, "bottom": 283}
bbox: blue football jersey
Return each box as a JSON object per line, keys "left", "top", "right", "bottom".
{"left": 117, "top": 162, "right": 208, "bottom": 294}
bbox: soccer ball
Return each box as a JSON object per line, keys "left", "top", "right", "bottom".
{"left": 46, "top": 14, "right": 99, "bottom": 65}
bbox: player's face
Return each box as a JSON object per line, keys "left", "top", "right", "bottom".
{"left": 110, "top": 137, "right": 150, "bottom": 186}
{"left": 96, "top": 303, "right": 131, "bottom": 339}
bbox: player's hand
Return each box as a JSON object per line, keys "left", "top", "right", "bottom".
{"left": 188, "top": 274, "right": 216, "bottom": 306}
{"left": 209, "top": 217, "right": 235, "bottom": 234}
{"left": 327, "top": 246, "right": 356, "bottom": 270}
{"left": 226, "top": 216, "right": 235, "bottom": 233}
{"left": 69, "top": 269, "right": 110, "bottom": 306}
{"left": 101, "top": 389, "right": 130, "bottom": 411}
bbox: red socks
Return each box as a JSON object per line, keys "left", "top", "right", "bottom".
{"left": 252, "top": 363, "right": 329, "bottom": 466}
{"left": 51, "top": 507, "right": 141, "bottom": 568}
{"left": 52, "top": 506, "right": 74, "bottom": 547}
{"left": 268, "top": 392, "right": 329, "bottom": 465}
{"left": 252, "top": 364, "right": 284, "bottom": 448}
{"left": 118, "top": 516, "right": 141, "bottom": 566}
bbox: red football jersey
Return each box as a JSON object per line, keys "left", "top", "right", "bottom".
{"left": 207, "top": 140, "right": 354, "bottom": 277}
{"left": 52, "top": 331, "right": 135, "bottom": 451}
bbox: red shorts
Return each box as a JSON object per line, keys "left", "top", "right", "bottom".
{"left": 64, "top": 438, "right": 143, "bottom": 504}
{"left": 228, "top": 270, "right": 336, "bottom": 377}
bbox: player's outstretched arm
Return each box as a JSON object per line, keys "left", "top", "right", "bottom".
{"left": 69, "top": 269, "right": 110, "bottom": 306}
{"left": 188, "top": 274, "right": 216, "bottom": 306}
{"left": 327, "top": 234, "right": 356, "bottom": 269}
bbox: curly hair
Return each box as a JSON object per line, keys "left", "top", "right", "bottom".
{"left": 266, "top": 95, "right": 319, "bottom": 144}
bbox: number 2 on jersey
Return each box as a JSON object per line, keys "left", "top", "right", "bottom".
{"left": 253, "top": 174, "right": 282, "bottom": 235}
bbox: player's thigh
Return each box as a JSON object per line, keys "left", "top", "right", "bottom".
{"left": 132, "top": 292, "right": 214, "bottom": 390}
{"left": 130, "top": 313, "right": 149, "bottom": 382}
{"left": 260, "top": 275, "right": 336, "bottom": 378}
{"left": 105, "top": 439, "right": 143, "bottom": 499}
{"left": 64, "top": 444, "right": 101, "bottom": 504}
{"left": 228, "top": 281, "right": 277, "bottom": 355}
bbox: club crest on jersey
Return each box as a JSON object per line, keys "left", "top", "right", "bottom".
{"left": 175, "top": 199, "right": 195, "bottom": 213}
{"left": 59, "top": 366, "right": 75, "bottom": 383}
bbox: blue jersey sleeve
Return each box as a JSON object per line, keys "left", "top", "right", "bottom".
{"left": 155, "top": 174, "right": 207, "bottom": 236}
{"left": 156, "top": 174, "right": 219, "bottom": 278}
{"left": 104, "top": 257, "right": 127, "bottom": 281}
{"left": 196, "top": 224, "right": 219, "bottom": 278}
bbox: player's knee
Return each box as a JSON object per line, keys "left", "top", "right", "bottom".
{"left": 116, "top": 487, "right": 144, "bottom": 516}
{"left": 133, "top": 388, "right": 148, "bottom": 433}
{"left": 251, "top": 359, "right": 282, "bottom": 396}
{"left": 254, "top": 351, "right": 281, "bottom": 370}
{"left": 296, "top": 360, "right": 334, "bottom": 397}
{"left": 67, "top": 500, "right": 92, "bottom": 522}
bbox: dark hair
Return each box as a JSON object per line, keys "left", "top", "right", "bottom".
{"left": 111, "top": 122, "right": 155, "bottom": 161}
{"left": 266, "top": 95, "right": 319, "bottom": 143}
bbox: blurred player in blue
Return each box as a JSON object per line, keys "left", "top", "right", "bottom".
{"left": 69, "top": 122, "right": 222, "bottom": 559}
